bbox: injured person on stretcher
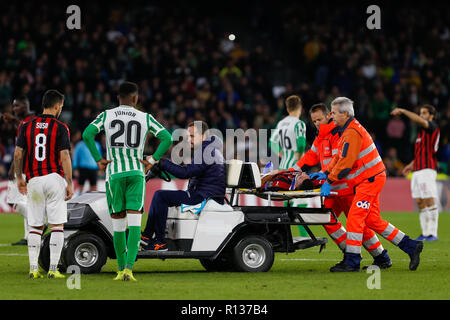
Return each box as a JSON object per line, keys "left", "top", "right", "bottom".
{"left": 259, "top": 170, "right": 322, "bottom": 192}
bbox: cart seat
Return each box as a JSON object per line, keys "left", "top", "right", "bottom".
{"left": 168, "top": 199, "right": 233, "bottom": 220}
{"left": 226, "top": 159, "right": 261, "bottom": 188}
{"left": 203, "top": 199, "right": 233, "bottom": 212}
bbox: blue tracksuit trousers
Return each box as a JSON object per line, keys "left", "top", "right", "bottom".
{"left": 142, "top": 190, "right": 204, "bottom": 242}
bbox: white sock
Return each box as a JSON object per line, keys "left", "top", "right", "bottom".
{"left": 23, "top": 219, "right": 30, "bottom": 240}
{"left": 49, "top": 227, "right": 64, "bottom": 272}
{"left": 427, "top": 205, "right": 439, "bottom": 237}
{"left": 15, "top": 203, "right": 29, "bottom": 240}
{"left": 127, "top": 213, "right": 142, "bottom": 227}
{"left": 28, "top": 228, "right": 43, "bottom": 272}
{"left": 419, "top": 207, "right": 430, "bottom": 236}
{"left": 112, "top": 217, "right": 127, "bottom": 232}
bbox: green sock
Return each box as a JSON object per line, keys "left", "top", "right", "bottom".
{"left": 125, "top": 226, "right": 141, "bottom": 270}
{"left": 113, "top": 231, "right": 127, "bottom": 271}
{"left": 285, "top": 201, "right": 310, "bottom": 237}
{"left": 297, "top": 225, "right": 309, "bottom": 237}
{"left": 297, "top": 204, "right": 309, "bottom": 237}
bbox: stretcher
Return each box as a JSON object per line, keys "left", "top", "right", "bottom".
{"left": 235, "top": 188, "right": 337, "bottom": 205}
{"left": 228, "top": 185, "right": 338, "bottom": 252}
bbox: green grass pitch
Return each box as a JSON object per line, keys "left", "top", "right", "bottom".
{"left": 0, "top": 212, "right": 449, "bottom": 300}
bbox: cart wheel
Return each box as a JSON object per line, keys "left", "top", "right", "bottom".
{"left": 199, "top": 254, "right": 235, "bottom": 272}
{"left": 64, "top": 232, "right": 107, "bottom": 274}
{"left": 231, "top": 235, "right": 274, "bottom": 272}
{"left": 38, "top": 233, "right": 67, "bottom": 273}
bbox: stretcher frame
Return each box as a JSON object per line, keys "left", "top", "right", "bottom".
{"left": 227, "top": 187, "right": 339, "bottom": 251}
{"left": 233, "top": 188, "right": 337, "bottom": 206}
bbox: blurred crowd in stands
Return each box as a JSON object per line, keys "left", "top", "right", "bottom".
{"left": 0, "top": 1, "right": 449, "bottom": 179}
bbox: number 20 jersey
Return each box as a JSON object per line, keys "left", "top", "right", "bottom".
{"left": 16, "top": 114, "right": 71, "bottom": 181}
{"left": 89, "top": 105, "right": 165, "bottom": 181}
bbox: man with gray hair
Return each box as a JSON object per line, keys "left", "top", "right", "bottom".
{"left": 331, "top": 96, "right": 355, "bottom": 116}
{"left": 310, "top": 97, "right": 423, "bottom": 272}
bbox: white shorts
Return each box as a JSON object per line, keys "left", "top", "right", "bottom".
{"left": 411, "top": 169, "right": 438, "bottom": 199}
{"left": 27, "top": 173, "right": 68, "bottom": 227}
{"left": 7, "top": 178, "right": 27, "bottom": 205}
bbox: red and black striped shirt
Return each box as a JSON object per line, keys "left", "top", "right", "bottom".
{"left": 16, "top": 114, "right": 71, "bottom": 181}
{"left": 413, "top": 121, "right": 440, "bottom": 171}
{"left": 16, "top": 114, "right": 36, "bottom": 139}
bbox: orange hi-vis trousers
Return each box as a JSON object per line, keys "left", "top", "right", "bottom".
{"left": 345, "top": 172, "right": 406, "bottom": 255}
{"left": 324, "top": 195, "right": 385, "bottom": 257}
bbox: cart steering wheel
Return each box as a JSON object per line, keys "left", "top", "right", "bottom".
{"left": 159, "top": 169, "right": 171, "bottom": 182}
{"left": 145, "top": 163, "right": 171, "bottom": 182}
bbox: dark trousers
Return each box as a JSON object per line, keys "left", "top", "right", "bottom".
{"left": 142, "top": 190, "right": 204, "bottom": 242}
{"left": 79, "top": 168, "right": 98, "bottom": 187}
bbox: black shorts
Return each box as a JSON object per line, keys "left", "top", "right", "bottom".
{"left": 78, "top": 168, "right": 98, "bottom": 187}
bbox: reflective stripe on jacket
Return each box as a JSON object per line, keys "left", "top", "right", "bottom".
{"left": 290, "top": 121, "right": 353, "bottom": 195}
{"left": 326, "top": 118, "right": 385, "bottom": 187}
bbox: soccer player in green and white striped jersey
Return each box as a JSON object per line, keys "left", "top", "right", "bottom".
{"left": 82, "top": 82, "right": 172, "bottom": 281}
{"left": 269, "top": 95, "right": 309, "bottom": 237}
{"left": 270, "top": 95, "right": 306, "bottom": 170}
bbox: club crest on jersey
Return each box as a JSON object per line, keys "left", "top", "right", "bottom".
{"left": 36, "top": 122, "right": 49, "bottom": 129}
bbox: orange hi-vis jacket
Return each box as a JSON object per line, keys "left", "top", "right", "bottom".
{"left": 325, "top": 117, "right": 385, "bottom": 187}
{"left": 289, "top": 121, "right": 353, "bottom": 196}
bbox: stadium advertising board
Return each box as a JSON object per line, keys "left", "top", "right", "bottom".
{"left": 1, "top": 178, "right": 448, "bottom": 213}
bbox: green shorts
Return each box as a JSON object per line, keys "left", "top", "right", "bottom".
{"left": 105, "top": 175, "right": 146, "bottom": 215}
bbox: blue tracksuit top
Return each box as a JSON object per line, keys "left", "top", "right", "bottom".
{"left": 73, "top": 140, "right": 101, "bottom": 170}
{"left": 159, "top": 136, "right": 226, "bottom": 203}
